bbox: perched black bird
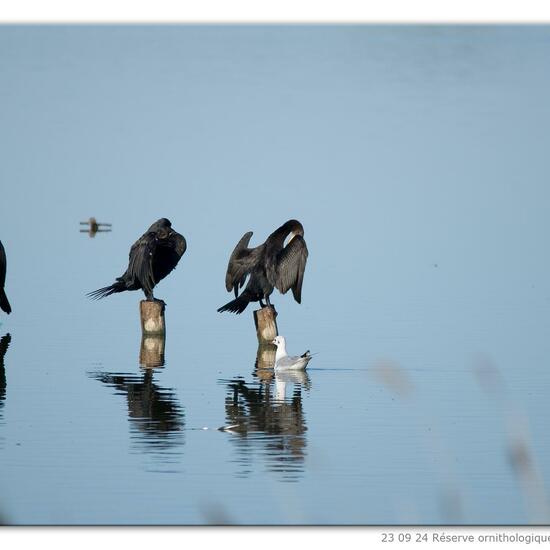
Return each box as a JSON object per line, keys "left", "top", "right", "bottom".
{"left": 88, "top": 218, "right": 187, "bottom": 302}
{"left": 218, "top": 219, "right": 308, "bottom": 314}
{"left": 0, "top": 241, "right": 11, "bottom": 314}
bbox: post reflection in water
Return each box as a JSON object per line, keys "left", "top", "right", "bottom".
{"left": 221, "top": 362, "right": 311, "bottom": 482}
{"left": 255, "top": 343, "right": 277, "bottom": 380}
{"left": 88, "top": 335, "right": 184, "bottom": 463}
{"left": 140, "top": 334, "right": 165, "bottom": 369}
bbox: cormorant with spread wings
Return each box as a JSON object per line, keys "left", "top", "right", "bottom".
{"left": 88, "top": 218, "right": 187, "bottom": 302}
{"left": 218, "top": 219, "right": 308, "bottom": 314}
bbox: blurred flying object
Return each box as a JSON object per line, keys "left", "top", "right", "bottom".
{"left": 0, "top": 241, "right": 11, "bottom": 314}
{"left": 218, "top": 219, "right": 308, "bottom": 314}
{"left": 87, "top": 218, "right": 187, "bottom": 302}
{"left": 80, "top": 217, "right": 112, "bottom": 238}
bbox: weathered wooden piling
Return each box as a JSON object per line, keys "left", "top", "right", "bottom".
{"left": 253, "top": 306, "right": 278, "bottom": 345}
{"left": 140, "top": 300, "right": 166, "bottom": 336}
{"left": 139, "top": 334, "right": 166, "bottom": 368}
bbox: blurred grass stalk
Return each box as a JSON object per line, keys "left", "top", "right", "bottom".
{"left": 474, "top": 356, "right": 550, "bottom": 524}
{"left": 371, "top": 359, "right": 463, "bottom": 523}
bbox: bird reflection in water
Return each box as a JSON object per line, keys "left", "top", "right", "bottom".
{"left": 0, "top": 333, "right": 11, "bottom": 462}
{"left": 221, "top": 368, "right": 310, "bottom": 482}
{"left": 89, "top": 336, "right": 184, "bottom": 463}
{"left": 0, "top": 333, "right": 11, "bottom": 415}
{"left": 79, "top": 217, "right": 112, "bottom": 238}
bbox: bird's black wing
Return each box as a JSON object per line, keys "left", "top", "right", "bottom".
{"left": 225, "top": 232, "right": 261, "bottom": 296}
{"left": 170, "top": 231, "right": 187, "bottom": 259}
{"left": 126, "top": 231, "right": 158, "bottom": 297}
{"left": 271, "top": 235, "right": 308, "bottom": 303}
{"left": 0, "top": 242, "right": 6, "bottom": 288}
{"left": 151, "top": 230, "right": 187, "bottom": 283}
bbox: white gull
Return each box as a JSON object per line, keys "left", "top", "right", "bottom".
{"left": 271, "top": 335, "right": 312, "bottom": 371}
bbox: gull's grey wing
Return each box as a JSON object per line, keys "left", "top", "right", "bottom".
{"left": 271, "top": 235, "right": 309, "bottom": 303}
{"left": 275, "top": 356, "right": 300, "bottom": 368}
{"left": 276, "top": 354, "right": 311, "bottom": 369}
{"left": 225, "top": 231, "right": 261, "bottom": 296}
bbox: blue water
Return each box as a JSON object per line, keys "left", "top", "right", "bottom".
{"left": 1, "top": 25, "right": 550, "bottom": 524}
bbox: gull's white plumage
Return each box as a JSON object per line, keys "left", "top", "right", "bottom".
{"left": 271, "top": 335, "right": 312, "bottom": 370}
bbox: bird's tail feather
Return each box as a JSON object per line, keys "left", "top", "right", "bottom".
{"left": 87, "top": 281, "right": 125, "bottom": 300}
{"left": 217, "top": 294, "right": 250, "bottom": 314}
{"left": 0, "top": 288, "right": 11, "bottom": 314}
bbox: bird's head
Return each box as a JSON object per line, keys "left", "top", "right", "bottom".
{"left": 272, "top": 336, "right": 286, "bottom": 347}
{"left": 148, "top": 218, "right": 172, "bottom": 232}
{"left": 284, "top": 219, "right": 304, "bottom": 243}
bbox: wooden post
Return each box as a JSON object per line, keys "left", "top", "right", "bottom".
{"left": 140, "top": 300, "right": 166, "bottom": 335}
{"left": 253, "top": 306, "right": 278, "bottom": 345}
{"left": 139, "top": 334, "right": 165, "bottom": 368}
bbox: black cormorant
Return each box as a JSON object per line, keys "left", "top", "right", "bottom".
{"left": 218, "top": 219, "right": 308, "bottom": 314}
{"left": 0, "top": 241, "right": 11, "bottom": 314}
{"left": 88, "top": 218, "right": 186, "bottom": 302}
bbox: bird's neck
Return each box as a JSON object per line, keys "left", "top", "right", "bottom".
{"left": 275, "top": 342, "right": 288, "bottom": 361}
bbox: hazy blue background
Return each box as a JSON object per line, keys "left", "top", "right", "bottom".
{"left": 1, "top": 25, "right": 550, "bottom": 524}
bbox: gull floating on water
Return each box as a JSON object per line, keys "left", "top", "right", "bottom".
{"left": 272, "top": 335, "right": 312, "bottom": 371}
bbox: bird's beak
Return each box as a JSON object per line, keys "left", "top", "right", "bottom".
{"left": 271, "top": 339, "right": 277, "bottom": 345}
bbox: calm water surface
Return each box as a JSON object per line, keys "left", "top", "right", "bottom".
{"left": 1, "top": 25, "right": 550, "bottom": 524}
